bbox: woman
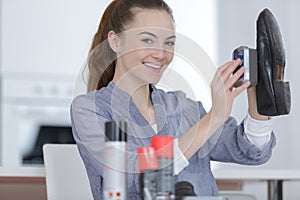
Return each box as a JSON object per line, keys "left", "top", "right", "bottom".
{"left": 71, "top": 0, "right": 275, "bottom": 199}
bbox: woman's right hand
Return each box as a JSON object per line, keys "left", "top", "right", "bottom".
{"left": 209, "top": 59, "right": 250, "bottom": 124}
{"left": 179, "top": 59, "right": 249, "bottom": 159}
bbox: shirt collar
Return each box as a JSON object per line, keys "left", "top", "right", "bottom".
{"left": 107, "top": 81, "right": 167, "bottom": 134}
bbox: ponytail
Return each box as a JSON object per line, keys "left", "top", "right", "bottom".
{"left": 87, "top": 1, "right": 118, "bottom": 92}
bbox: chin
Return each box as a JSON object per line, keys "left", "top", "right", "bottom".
{"left": 147, "top": 77, "right": 162, "bottom": 85}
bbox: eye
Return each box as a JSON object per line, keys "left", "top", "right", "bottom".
{"left": 142, "top": 38, "right": 153, "bottom": 44}
{"left": 165, "top": 41, "right": 175, "bottom": 46}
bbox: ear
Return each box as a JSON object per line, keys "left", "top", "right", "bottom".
{"left": 108, "top": 30, "right": 121, "bottom": 53}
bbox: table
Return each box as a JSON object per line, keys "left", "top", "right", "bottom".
{"left": 1, "top": 167, "right": 300, "bottom": 200}
{"left": 212, "top": 169, "right": 300, "bottom": 200}
{"left": 0, "top": 167, "right": 46, "bottom": 200}
{"left": 0, "top": 166, "right": 45, "bottom": 177}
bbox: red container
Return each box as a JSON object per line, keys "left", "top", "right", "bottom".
{"left": 151, "top": 136, "right": 174, "bottom": 158}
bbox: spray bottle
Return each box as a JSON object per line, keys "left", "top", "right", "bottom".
{"left": 103, "top": 121, "right": 127, "bottom": 200}
{"left": 151, "top": 136, "right": 175, "bottom": 200}
{"left": 138, "top": 147, "right": 159, "bottom": 200}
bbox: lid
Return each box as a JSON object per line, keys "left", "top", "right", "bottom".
{"left": 151, "top": 136, "right": 173, "bottom": 158}
{"left": 137, "top": 147, "right": 159, "bottom": 172}
{"left": 105, "top": 121, "right": 127, "bottom": 142}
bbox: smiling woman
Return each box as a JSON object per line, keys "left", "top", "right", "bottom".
{"left": 86, "top": 0, "right": 175, "bottom": 93}
{"left": 70, "top": 0, "right": 276, "bottom": 199}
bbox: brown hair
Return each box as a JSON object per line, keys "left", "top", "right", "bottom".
{"left": 86, "top": 0, "right": 173, "bottom": 92}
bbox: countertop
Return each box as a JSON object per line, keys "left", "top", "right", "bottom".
{"left": 1, "top": 166, "right": 300, "bottom": 181}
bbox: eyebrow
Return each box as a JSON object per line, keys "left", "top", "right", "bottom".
{"left": 138, "top": 31, "right": 176, "bottom": 40}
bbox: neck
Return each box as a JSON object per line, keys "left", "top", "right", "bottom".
{"left": 113, "top": 77, "right": 155, "bottom": 124}
{"left": 113, "top": 77, "right": 152, "bottom": 108}
{"left": 132, "top": 85, "right": 155, "bottom": 125}
{"left": 112, "top": 60, "right": 156, "bottom": 124}
{"left": 131, "top": 85, "right": 152, "bottom": 110}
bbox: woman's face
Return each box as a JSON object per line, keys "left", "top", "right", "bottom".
{"left": 114, "top": 9, "right": 175, "bottom": 85}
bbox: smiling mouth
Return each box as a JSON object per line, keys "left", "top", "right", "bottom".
{"left": 143, "top": 62, "right": 163, "bottom": 69}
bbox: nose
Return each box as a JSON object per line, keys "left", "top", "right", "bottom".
{"left": 152, "top": 48, "right": 166, "bottom": 60}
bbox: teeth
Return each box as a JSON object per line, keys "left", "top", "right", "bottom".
{"left": 144, "top": 62, "right": 162, "bottom": 69}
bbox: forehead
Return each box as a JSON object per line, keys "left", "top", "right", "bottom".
{"left": 126, "top": 8, "right": 175, "bottom": 31}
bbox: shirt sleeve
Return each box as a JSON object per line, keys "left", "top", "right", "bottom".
{"left": 244, "top": 114, "right": 272, "bottom": 149}
{"left": 173, "top": 138, "right": 189, "bottom": 175}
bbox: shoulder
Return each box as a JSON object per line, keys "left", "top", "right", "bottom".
{"left": 71, "top": 91, "right": 96, "bottom": 110}
{"left": 153, "top": 86, "right": 189, "bottom": 103}
{"left": 152, "top": 86, "right": 206, "bottom": 115}
{"left": 71, "top": 87, "right": 113, "bottom": 116}
{"left": 71, "top": 89, "right": 106, "bottom": 107}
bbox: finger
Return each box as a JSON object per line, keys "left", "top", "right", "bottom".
{"left": 224, "top": 66, "right": 246, "bottom": 89}
{"left": 218, "top": 60, "right": 236, "bottom": 73}
{"left": 216, "top": 59, "right": 242, "bottom": 86}
{"left": 213, "top": 59, "right": 242, "bottom": 89}
{"left": 222, "top": 59, "right": 242, "bottom": 79}
{"left": 211, "top": 65, "right": 225, "bottom": 87}
{"left": 218, "top": 60, "right": 236, "bottom": 75}
{"left": 232, "top": 81, "right": 250, "bottom": 97}
{"left": 211, "top": 61, "right": 234, "bottom": 89}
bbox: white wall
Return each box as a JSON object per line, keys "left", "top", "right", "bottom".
{"left": 0, "top": 0, "right": 112, "bottom": 75}
{"left": 0, "top": 0, "right": 217, "bottom": 76}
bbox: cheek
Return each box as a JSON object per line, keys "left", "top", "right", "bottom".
{"left": 119, "top": 37, "right": 140, "bottom": 56}
{"left": 121, "top": 50, "right": 144, "bottom": 69}
{"left": 166, "top": 51, "right": 174, "bottom": 63}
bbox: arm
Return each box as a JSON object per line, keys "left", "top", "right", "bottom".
{"left": 71, "top": 94, "right": 108, "bottom": 200}
{"left": 178, "top": 59, "right": 250, "bottom": 160}
{"left": 243, "top": 86, "right": 273, "bottom": 149}
{"left": 209, "top": 116, "right": 275, "bottom": 165}
{"left": 247, "top": 86, "right": 270, "bottom": 120}
{"left": 71, "top": 94, "right": 142, "bottom": 198}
